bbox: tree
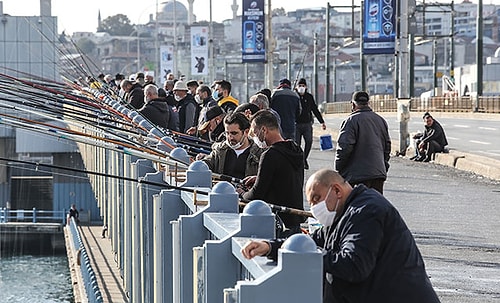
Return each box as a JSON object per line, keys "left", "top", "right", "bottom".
{"left": 272, "top": 7, "right": 286, "bottom": 17}
{"left": 76, "top": 38, "right": 96, "bottom": 55}
{"left": 98, "top": 14, "right": 134, "bottom": 36}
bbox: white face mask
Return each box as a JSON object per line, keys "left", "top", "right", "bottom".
{"left": 297, "top": 86, "right": 306, "bottom": 94}
{"left": 252, "top": 128, "right": 267, "bottom": 148}
{"left": 227, "top": 135, "right": 245, "bottom": 150}
{"left": 195, "top": 94, "right": 202, "bottom": 104}
{"left": 174, "top": 95, "right": 182, "bottom": 102}
{"left": 310, "top": 186, "right": 339, "bottom": 227}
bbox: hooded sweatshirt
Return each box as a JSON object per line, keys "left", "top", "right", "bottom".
{"left": 139, "top": 98, "right": 170, "bottom": 129}
{"left": 242, "top": 140, "right": 305, "bottom": 227}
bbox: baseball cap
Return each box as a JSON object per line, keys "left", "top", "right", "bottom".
{"left": 198, "top": 106, "right": 224, "bottom": 131}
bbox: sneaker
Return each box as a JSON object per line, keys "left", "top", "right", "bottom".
{"left": 409, "top": 155, "right": 418, "bottom": 161}
{"left": 414, "top": 156, "right": 425, "bottom": 162}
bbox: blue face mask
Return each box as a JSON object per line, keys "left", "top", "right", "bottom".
{"left": 212, "top": 90, "right": 220, "bottom": 100}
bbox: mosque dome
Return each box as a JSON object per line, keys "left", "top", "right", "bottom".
{"left": 158, "top": 0, "right": 188, "bottom": 23}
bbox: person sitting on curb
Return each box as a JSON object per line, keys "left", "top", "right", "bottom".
{"left": 411, "top": 112, "right": 448, "bottom": 162}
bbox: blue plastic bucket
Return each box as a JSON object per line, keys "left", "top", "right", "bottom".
{"left": 319, "top": 134, "right": 334, "bottom": 151}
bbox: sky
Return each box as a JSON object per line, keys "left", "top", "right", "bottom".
{"left": 0, "top": 0, "right": 332, "bottom": 34}
{"left": 0, "top": 0, "right": 494, "bottom": 34}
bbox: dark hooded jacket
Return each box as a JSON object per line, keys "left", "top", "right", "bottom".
{"left": 242, "top": 140, "right": 305, "bottom": 228}
{"left": 267, "top": 185, "right": 441, "bottom": 303}
{"left": 128, "top": 82, "right": 145, "bottom": 109}
{"left": 138, "top": 98, "right": 170, "bottom": 129}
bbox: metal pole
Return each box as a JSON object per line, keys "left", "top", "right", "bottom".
{"left": 137, "top": 29, "right": 140, "bottom": 72}
{"left": 409, "top": 34, "right": 415, "bottom": 97}
{"left": 433, "top": 39, "right": 438, "bottom": 94}
{"left": 325, "top": 3, "right": 331, "bottom": 102}
{"left": 266, "top": 0, "right": 274, "bottom": 88}
{"left": 450, "top": 0, "right": 455, "bottom": 84}
{"left": 476, "top": 0, "right": 483, "bottom": 102}
{"left": 155, "top": 0, "right": 159, "bottom": 79}
{"left": 360, "top": 1, "right": 366, "bottom": 91}
{"left": 209, "top": 0, "right": 214, "bottom": 84}
{"left": 313, "top": 33, "right": 318, "bottom": 100}
{"left": 287, "top": 37, "right": 291, "bottom": 80}
{"left": 333, "top": 58, "right": 336, "bottom": 102}
{"left": 245, "top": 63, "right": 249, "bottom": 101}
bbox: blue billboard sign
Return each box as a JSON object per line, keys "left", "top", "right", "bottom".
{"left": 242, "top": 0, "right": 266, "bottom": 63}
{"left": 362, "top": 0, "right": 396, "bottom": 54}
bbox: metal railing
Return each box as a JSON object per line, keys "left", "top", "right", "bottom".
{"left": 324, "top": 95, "right": 500, "bottom": 114}
{"left": 0, "top": 208, "right": 66, "bottom": 224}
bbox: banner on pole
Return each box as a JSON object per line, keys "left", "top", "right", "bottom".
{"left": 242, "top": 0, "right": 266, "bottom": 63}
{"left": 191, "top": 26, "right": 209, "bottom": 76}
{"left": 362, "top": 0, "right": 396, "bottom": 54}
{"left": 160, "top": 45, "right": 174, "bottom": 81}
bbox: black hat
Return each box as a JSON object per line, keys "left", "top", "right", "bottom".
{"left": 298, "top": 78, "right": 307, "bottom": 86}
{"left": 423, "top": 112, "right": 432, "bottom": 119}
{"left": 278, "top": 78, "right": 291, "bottom": 87}
{"left": 352, "top": 91, "right": 369, "bottom": 103}
{"left": 136, "top": 72, "right": 145, "bottom": 79}
{"left": 115, "top": 73, "right": 125, "bottom": 80}
{"left": 199, "top": 106, "right": 224, "bottom": 131}
{"left": 235, "top": 103, "right": 260, "bottom": 115}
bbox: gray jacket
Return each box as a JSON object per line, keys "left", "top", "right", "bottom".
{"left": 335, "top": 107, "right": 391, "bottom": 183}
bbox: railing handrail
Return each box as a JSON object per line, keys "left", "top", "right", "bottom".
{"left": 0, "top": 208, "right": 66, "bottom": 224}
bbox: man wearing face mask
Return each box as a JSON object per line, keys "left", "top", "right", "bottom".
{"left": 295, "top": 78, "right": 326, "bottom": 170}
{"left": 173, "top": 81, "right": 199, "bottom": 133}
{"left": 213, "top": 80, "right": 239, "bottom": 113}
{"left": 199, "top": 112, "right": 263, "bottom": 179}
{"left": 238, "top": 109, "right": 305, "bottom": 236}
{"left": 186, "top": 84, "right": 217, "bottom": 138}
{"left": 241, "top": 169, "right": 441, "bottom": 303}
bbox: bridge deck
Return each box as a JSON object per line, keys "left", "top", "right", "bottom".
{"left": 78, "top": 225, "right": 129, "bottom": 303}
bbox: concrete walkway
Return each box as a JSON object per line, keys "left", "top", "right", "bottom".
{"left": 78, "top": 225, "right": 129, "bottom": 303}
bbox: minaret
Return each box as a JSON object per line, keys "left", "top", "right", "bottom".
{"left": 98, "top": 9, "right": 102, "bottom": 29}
{"left": 231, "top": 0, "right": 238, "bottom": 19}
{"left": 187, "top": 0, "right": 194, "bottom": 25}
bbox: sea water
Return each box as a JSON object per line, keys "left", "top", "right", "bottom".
{"left": 0, "top": 254, "right": 73, "bottom": 303}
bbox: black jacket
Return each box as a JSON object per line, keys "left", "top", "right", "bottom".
{"left": 296, "top": 91, "right": 325, "bottom": 124}
{"left": 422, "top": 119, "right": 448, "bottom": 148}
{"left": 335, "top": 107, "right": 391, "bottom": 183}
{"left": 128, "top": 83, "right": 144, "bottom": 109}
{"left": 270, "top": 88, "right": 301, "bottom": 137}
{"left": 138, "top": 98, "right": 170, "bottom": 129}
{"left": 242, "top": 140, "right": 305, "bottom": 227}
{"left": 269, "top": 185, "right": 441, "bottom": 303}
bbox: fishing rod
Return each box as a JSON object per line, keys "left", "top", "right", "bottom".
{"left": 0, "top": 157, "right": 313, "bottom": 218}
{"left": 0, "top": 116, "right": 188, "bottom": 168}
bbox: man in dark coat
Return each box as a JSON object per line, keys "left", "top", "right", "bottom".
{"left": 242, "top": 169, "right": 441, "bottom": 303}
{"left": 412, "top": 112, "right": 448, "bottom": 162}
{"left": 121, "top": 79, "right": 144, "bottom": 109}
{"left": 335, "top": 91, "right": 391, "bottom": 194}
{"left": 238, "top": 109, "right": 305, "bottom": 236}
{"left": 270, "top": 78, "right": 301, "bottom": 140}
{"left": 139, "top": 84, "right": 170, "bottom": 129}
{"left": 295, "top": 78, "right": 326, "bottom": 169}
